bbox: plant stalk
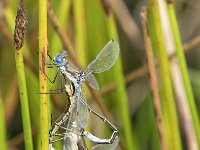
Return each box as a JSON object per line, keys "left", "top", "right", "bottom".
{"left": 166, "top": 2, "right": 200, "bottom": 147}
{"left": 39, "top": 0, "right": 49, "bottom": 149}
{"left": 0, "top": 95, "right": 7, "bottom": 150}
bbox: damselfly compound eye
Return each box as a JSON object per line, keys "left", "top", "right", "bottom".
{"left": 54, "top": 57, "right": 63, "bottom": 64}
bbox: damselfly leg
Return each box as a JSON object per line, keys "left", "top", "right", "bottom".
{"left": 39, "top": 68, "right": 67, "bottom": 94}
{"left": 82, "top": 129, "right": 118, "bottom": 144}
{"left": 91, "top": 136, "right": 119, "bottom": 150}
{"left": 78, "top": 96, "right": 118, "bottom": 143}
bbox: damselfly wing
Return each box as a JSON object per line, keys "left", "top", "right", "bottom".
{"left": 77, "top": 88, "right": 89, "bottom": 128}
{"left": 85, "top": 73, "right": 99, "bottom": 90}
{"left": 86, "top": 39, "right": 120, "bottom": 74}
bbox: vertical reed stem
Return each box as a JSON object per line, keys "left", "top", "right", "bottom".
{"left": 166, "top": 2, "right": 200, "bottom": 147}
{"left": 15, "top": 50, "right": 34, "bottom": 150}
{"left": 39, "top": 0, "right": 48, "bottom": 149}
{"left": 148, "top": 0, "right": 182, "bottom": 149}
{"left": 0, "top": 95, "right": 7, "bottom": 150}
{"left": 12, "top": 0, "right": 33, "bottom": 149}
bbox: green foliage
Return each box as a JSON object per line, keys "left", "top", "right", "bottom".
{"left": 0, "top": 0, "right": 200, "bottom": 150}
{"left": 167, "top": 4, "right": 200, "bottom": 145}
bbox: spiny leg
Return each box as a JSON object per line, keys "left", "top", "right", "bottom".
{"left": 49, "top": 111, "right": 70, "bottom": 144}
{"left": 37, "top": 69, "right": 63, "bottom": 94}
{"left": 41, "top": 68, "right": 59, "bottom": 84}
{"left": 46, "top": 72, "right": 66, "bottom": 94}
{"left": 47, "top": 53, "right": 53, "bottom": 60}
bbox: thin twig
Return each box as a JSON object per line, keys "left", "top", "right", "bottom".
{"left": 140, "top": 8, "right": 167, "bottom": 150}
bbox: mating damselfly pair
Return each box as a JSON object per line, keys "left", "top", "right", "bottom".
{"left": 42, "top": 39, "right": 120, "bottom": 150}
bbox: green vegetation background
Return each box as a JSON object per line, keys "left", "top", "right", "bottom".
{"left": 0, "top": 0, "right": 200, "bottom": 150}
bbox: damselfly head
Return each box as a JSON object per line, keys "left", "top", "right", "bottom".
{"left": 53, "top": 50, "right": 68, "bottom": 66}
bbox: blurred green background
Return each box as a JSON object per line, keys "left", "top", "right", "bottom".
{"left": 0, "top": 0, "right": 200, "bottom": 149}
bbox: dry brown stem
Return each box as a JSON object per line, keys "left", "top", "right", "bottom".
{"left": 140, "top": 8, "right": 167, "bottom": 150}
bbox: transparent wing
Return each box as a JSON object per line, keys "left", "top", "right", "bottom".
{"left": 63, "top": 137, "right": 78, "bottom": 150}
{"left": 77, "top": 89, "right": 89, "bottom": 128}
{"left": 67, "top": 62, "right": 80, "bottom": 72}
{"left": 86, "top": 39, "right": 120, "bottom": 74}
{"left": 85, "top": 73, "right": 99, "bottom": 90}
{"left": 91, "top": 136, "right": 119, "bottom": 150}
{"left": 52, "top": 107, "right": 69, "bottom": 127}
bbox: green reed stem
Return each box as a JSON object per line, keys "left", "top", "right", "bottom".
{"left": 0, "top": 95, "right": 7, "bottom": 150}
{"left": 39, "top": 0, "right": 49, "bottom": 149}
{"left": 148, "top": 0, "right": 182, "bottom": 149}
{"left": 15, "top": 49, "right": 34, "bottom": 150}
{"left": 4, "top": 4, "right": 34, "bottom": 150}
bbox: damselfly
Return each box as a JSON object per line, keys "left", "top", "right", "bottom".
{"left": 49, "top": 84, "right": 119, "bottom": 150}
{"left": 49, "top": 84, "right": 87, "bottom": 150}
{"left": 42, "top": 39, "right": 120, "bottom": 129}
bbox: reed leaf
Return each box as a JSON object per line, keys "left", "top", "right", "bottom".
{"left": 166, "top": 3, "right": 200, "bottom": 146}
{"left": 147, "top": 0, "right": 182, "bottom": 149}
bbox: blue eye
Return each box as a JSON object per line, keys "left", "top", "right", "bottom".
{"left": 55, "top": 57, "right": 63, "bottom": 64}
